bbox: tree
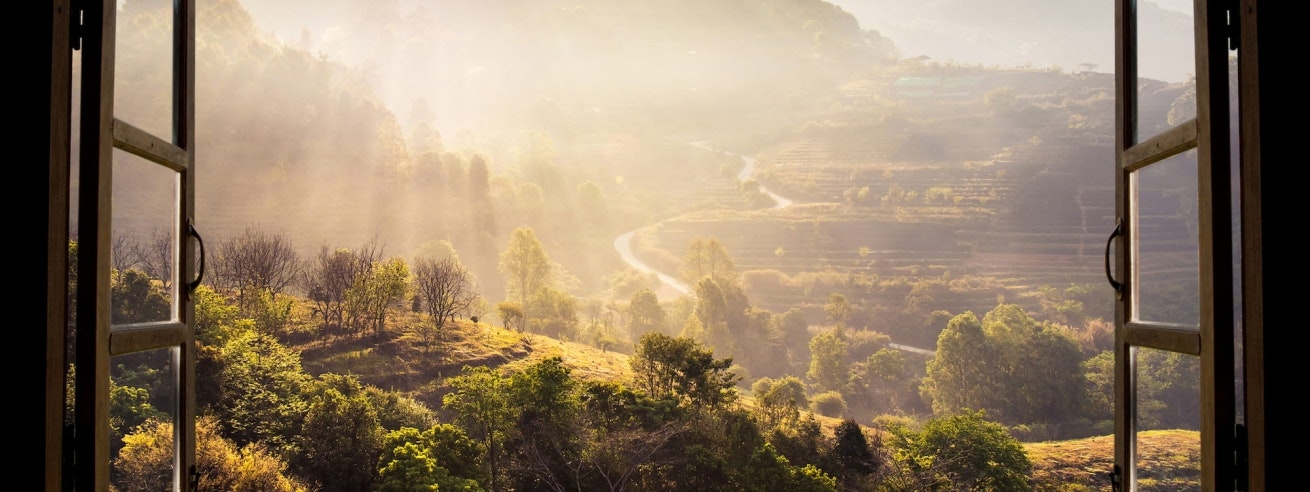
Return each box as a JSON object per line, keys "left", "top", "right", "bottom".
{"left": 626, "top": 288, "right": 666, "bottom": 336}
{"left": 498, "top": 228, "right": 554, "bottom": 328}
{"left": 923, "top": 304, "right": 1089, "bottom": 430}
{"left": 827, "top": 418, "right": 878, "bottom": 487}
{"left": 496, "top": 301, "right": 526, "bottom": 332}
{"left": 806, "top": 329, "right": 848, "bottom": 394}
{"left": 208, "top": 330, "right": 310, "bottom": 456}
{"left": 213, "top": 226, "right": 300, "bottom": 306}
{"left": 300, "top": 243, "right": 378, "bottom": 338}
{"left": 444, "top": 366, "right": 512, "bottom": 491}
{"left": 629, "top": 332, "right": 739, "bottom": 409}
{"left": 681, "top": 236, "right": 737, "bottom": 287}
{"left": 349, "top": 256, "right": 409, "bottom": 337}
{"left": 752, "top": 376, "right": 807, "bottom": 430}
{"left": 884, "top": 410, "right": 1032, "bottom": 491}
{"left": 824, "top": 292, "right": 852, "bottom": 333}
{"left": 376, "top": 424, "right": 486, "bottom": 492}
{"left": 413, "top": 256, "right": 479, "bottom": 347}
{"left": 112, "top": 416, "right": 309, "bottom": 492}
{"left": 293, "top": 385, "right": 385, "bottom": 492}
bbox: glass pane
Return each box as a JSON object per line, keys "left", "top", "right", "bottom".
{"left": 1130, "top": 150, "right": 1199, "bottom": 327}
{"left": 1135, "top": 0, "right": 1195, "bottom": 144}
{"left": 1134, "top": 347, "right": 1201, "bottom": 490}
{"left": 115, "top": 0, "right": 175, "bottom": 140}
{"left": 112, "top": 148, "right": 179, "bottom": 325}
{"left": 110, "top": 347, "right": 178, "bottom": 491}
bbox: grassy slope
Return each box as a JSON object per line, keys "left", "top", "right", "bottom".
{"left": 294, "top": 307, "right": 1199, "bottom": 490}
{"left": 1026, "top": 429, "right": 1201, "bottom": 491}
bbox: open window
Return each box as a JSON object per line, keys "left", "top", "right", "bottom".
{"left": 1112, "top": 0, "right": 1259, "bottom": 489}
{"left": 73, "top": 0, "right": 198, "bottom": 489}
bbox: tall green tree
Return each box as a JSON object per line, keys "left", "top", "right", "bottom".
{"left": 498, "top": 227, "right": 554, "bottom": 329}
{"left": 806, "top": 329, "right": 848, "bottom": 394}
{"left": 923, "top": 304, "right": 1089, "bottom": 430}
{"left": 293, "top": 385, "right": 385, "bottom": 492}
{"left": 443, "top": 366, "right": 512, "bottom": 491}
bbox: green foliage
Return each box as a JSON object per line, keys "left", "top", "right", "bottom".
{"left": 377, "top": 424, "right": 487, "bottom": 491}
{"left": 499, "top": 227, "right": 554, "bottom": 311}
{"left": 292, "top": 385, "right": 385, "bottom": 492}
{"left": 753, "top": 376, "right": 807, "bottom": 430}
{"left": 113, "top": 416, "right": 308, "bottom": 492}
{"left": 443, "top": 366, "right": 512, "bottom": 490}
{"left": 828, "top": 418, "right": 879, "bottom": 485}
{"left": 526, "top": 286, "right": 580, "bottom": 339}
{"left": 364, "top": 386, "right": 438, "bottom": 432}
{"left": 923, "top": 304, "right": 1089, "bottom": 433}
{"left": 809, "top": 391, "right": 848, "bottom": 418}
{"left": 626, "top": 288, "right": 667, "bottom": 336}
{"left": 209, "top": 329, "right": 310, "bottom": 455}
{"left": 111, "top": 268, "right": 170, "bottom": 324}
{"left": 109, "top": 382, "right": 166, "bottom": 456}
{"left": 629, "top": 332, "right": 740, "bottom": 409}
{"left": 806, "top": 329, "right": 848, "bottom": 394}
{"left": 885, "top": 410, "right": 1032, "bottom": 492}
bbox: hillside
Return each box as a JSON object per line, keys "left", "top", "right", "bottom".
{"left": 292, "top": 312, "right": 635, "bottom": 414}
{"left": 293, "top": 307, "right": 1199, "bottom": 490}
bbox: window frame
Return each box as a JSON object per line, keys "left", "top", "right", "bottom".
{"left": 73, "top": 0, "right": 198, "bottom": 489}
{"left": 1112, "top": 0, "right": 1242, "bottom": 490}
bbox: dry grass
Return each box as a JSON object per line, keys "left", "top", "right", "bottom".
{"left": 1026, "top": 429, "right": 1201, "bottom": 491}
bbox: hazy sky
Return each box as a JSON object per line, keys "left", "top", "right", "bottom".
{"left": 244, "top": 0, "right": 1195, "bottom": 85}
{"left": 827, "top": 0, "right": 1195, "bottom": 82}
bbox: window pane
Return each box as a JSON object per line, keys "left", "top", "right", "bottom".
{"left": 115, "top": 0, "right": 175, "bottom": 140}
{"left": 1134, "top": 346, "right": 1200, "bottom": 489}
{"left": 110, "top": 347, "right": 178, "bottom": 490}
{"left": 1130, "top": 150, "right": 1199, "bottom": 327}
{"left": 112, "top": 148, "right": 179, "bottom": 325}
{"left": 1135, "top": 0, "right": 1195, "bottom": 144}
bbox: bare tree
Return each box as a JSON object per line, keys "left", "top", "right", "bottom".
{"left": 110, "top": 232, "right": 144, "bottom": 280}
{"left": 300, "top": 240, "right": 383, "bottom": 340}
{"left": 215, "top": 226, "right": 301, "bottom": 305}
{"left": 413, "top": 256, "right": 479, "bottom": 346}
{"left": 140, "top": 228, "right": 173, "bottom": 288}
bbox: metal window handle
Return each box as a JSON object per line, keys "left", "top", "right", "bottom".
{"left": 187, "top": 218, "right": 205, "bottom": 296}
{"left": 1104, "top": 218, "right": 1123, "bottom": 300}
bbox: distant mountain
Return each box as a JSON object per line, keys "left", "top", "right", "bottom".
{"left": 827, "top": 0, "right": 1195, "bottom": 83}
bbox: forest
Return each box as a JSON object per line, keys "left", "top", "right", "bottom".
{"left": 88, "top": 0, "right": 1206, "bottom": 490}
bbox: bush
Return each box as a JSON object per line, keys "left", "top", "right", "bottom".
{"left": 810, "top": 391, "right": 847, "bottom": 417}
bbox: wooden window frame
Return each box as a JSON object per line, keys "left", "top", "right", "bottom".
{"left": 73, "top": 0, "right": 198, "bottom": 490}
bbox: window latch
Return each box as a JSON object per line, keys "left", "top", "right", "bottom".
{"left": 1110, "top": 464, "right": 1123, "bottom": 492}
{"left": 1104, "top": 218, "right": 1123, "bottom": 300}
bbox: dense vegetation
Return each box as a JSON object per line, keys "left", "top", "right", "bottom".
{"left": 86, "top": 0, "right": 1208, "bottom": 490}
{"left": 91, "top": 224, "right": 1198, "bottom": 490}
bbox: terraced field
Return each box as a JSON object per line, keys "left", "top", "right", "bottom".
{"left": 616, "top": 63, "right": 1189, "bottom": 343}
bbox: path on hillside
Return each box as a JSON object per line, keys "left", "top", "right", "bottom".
{"left": 612, "top": 142, "right": 935, "bottom": 356}
{"left": 613, "top": 142, "right": 792, "bottom": 299}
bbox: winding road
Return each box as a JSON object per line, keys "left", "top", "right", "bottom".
{"left": 612, "top": 141, "right": 934, "bottom": 356}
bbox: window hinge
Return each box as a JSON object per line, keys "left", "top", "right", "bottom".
{"left": 1235, "top": 423, "right": 1248, "bottom": 491}
{"left": 1110, "top": 464, "right": 1123, "bottom": 492}
{"left": 69, "top": 0, "right": 84, "bottom": 51}
{"left": 1226, "top": 0, "right": 1241, "bottom": 51}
